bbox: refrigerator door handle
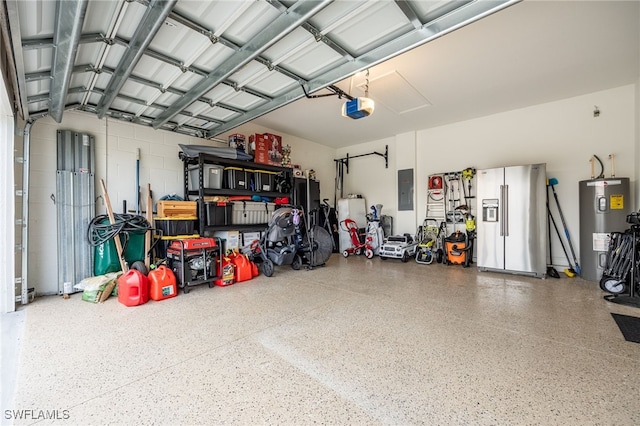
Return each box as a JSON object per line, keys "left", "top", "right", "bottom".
{"left": 503, "top": 184, "right": 509, "bottom": 237}
{"left": 499, "top": 185, "right": 504, "bottom": 236}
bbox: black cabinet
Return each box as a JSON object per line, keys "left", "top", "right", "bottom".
{"left": 181, "top": 152, "right": 293, "bottom": 234}
{"left": 292, "top": 177, "right": 321, "bottom": 215}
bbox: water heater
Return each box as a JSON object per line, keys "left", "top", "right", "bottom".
{"left": 578, "top": 178, "right": 630, "bottom": 281}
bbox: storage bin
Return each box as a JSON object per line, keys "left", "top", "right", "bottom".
{"left": 205, "top": 202, "right": 232, "bottom": 226}
{"left": 253, "top": 170, "right": 278, "bottom": 192}
{"left": 231, "top": 201, "right": 275, "bottom": 225}
{"left": 155, "top": 217, "right": 196, "bottom": 237}
{"left": 157, "top": 200, "right": 197, "bottom": 218}
{"left": 224, "top": 166, "right": 248, "bottom": 190}
{"left": 188, "top": 164, "right": 223, "bottom": 190}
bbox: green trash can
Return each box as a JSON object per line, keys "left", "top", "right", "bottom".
{"left": 94, "top": 229, "right": 146, "bottom": 276}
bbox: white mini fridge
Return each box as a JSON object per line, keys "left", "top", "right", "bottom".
{"left": 337, "top": 198, "right": 367, "bottom": 252}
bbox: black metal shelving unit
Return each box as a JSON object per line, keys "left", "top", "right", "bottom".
{"left": 181, "top": 152, "right": 293, "bottom": 235}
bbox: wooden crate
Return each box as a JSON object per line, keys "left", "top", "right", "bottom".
{"left": 157, "top": 200, "right": 197, "bottom": 218}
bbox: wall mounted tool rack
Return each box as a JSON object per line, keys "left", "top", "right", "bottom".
{"left": 334, "top": 145, "right": 389, "bottom": 173}
{"left": 334, "top": 145, "right": 388, "bottom": 205}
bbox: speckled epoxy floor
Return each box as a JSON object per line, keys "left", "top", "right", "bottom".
{"left": 5, "top": 255, "right": 640, "bottom": 425}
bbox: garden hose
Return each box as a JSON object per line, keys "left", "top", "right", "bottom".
{"left": 87, "top": 214, "right": 152, "bottom": 247}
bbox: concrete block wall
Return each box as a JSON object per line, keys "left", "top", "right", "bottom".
{"left": 27, "top": 111, "right": 335, "bottom": 295}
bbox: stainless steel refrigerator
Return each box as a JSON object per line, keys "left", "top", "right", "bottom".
{"left": 476, "top": 163, "right": 547, "bottom": 278}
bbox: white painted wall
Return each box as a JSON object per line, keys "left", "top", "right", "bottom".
{"left": 335, "top": 138, "right": 396, "bottom": 230}
{"left": 337, "top": 84, "right": 638, "bottom": 268}
{"left": 28, "top": 112, "right": 336, "bottom": 295}
{"left": 395, "top": 132, "right": 418, "bottom": 235}
{"left": 1, "top": 77, "right": 15, "bottom": 313}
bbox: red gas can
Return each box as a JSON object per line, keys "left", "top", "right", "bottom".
{"left": 230, "top": 253, "right": 253, "bottom": 283}
{"left": 148, "top": 265, "right": 177, "bottom": 301}
{"left": 118, "top": 269, "right": 150, "bottom": 307}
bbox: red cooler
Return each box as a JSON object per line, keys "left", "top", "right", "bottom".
{"left": 118, "top": 269, "right": 150, "bottom": 306}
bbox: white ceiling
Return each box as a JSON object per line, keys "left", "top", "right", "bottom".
{"left": 4, "top": 0, "right": 639, "bottom": 149}
{"left": 254, "top": 0, "right": 640, "bottom": 147}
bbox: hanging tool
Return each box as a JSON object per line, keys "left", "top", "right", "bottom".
{"left": 135, "top": 148, "right": 140, "bottom": 215}
{"left": 548, "top": 204, "right": 576, "bottom": 277}
{"left": 545, "top": 184, "right": 560, "bottom": 278}
{"left": 145, "top": 183, "right": 153, "bottom": 269}
{"left": 461, "top": 167, "right": 476, "bottom": 205}
{"left": 100, "top": 179, "right": 128, "bottom": 273}
{"left": 548, "top": 177, "right": 581, "bottom": 276}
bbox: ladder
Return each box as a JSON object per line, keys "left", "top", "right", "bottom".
{"left": 425, "top": 174, "right": 446, "bottom": 223}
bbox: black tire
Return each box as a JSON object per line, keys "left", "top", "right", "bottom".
{"left": 183, "top": 285, "right": 190, "bottom": 294}
{"left": 380, "top": 256, "right": 387, "bottom": 261}
{"left": 436, "top": 249, "right": 443, "bottom": 264}
{"left": 342, "top": 250, "right": 350, "bottom": 258}
{"left": 401, "top": 252, "right": 409, "bottom": 263}
{"left": 262, "top": 259, "right": 274, "bottom": 277}
{"left": 130, "top": 261, "right": 148, "bottom": 275}
{"left": 600, "top": 276, "right": 626, "bottom": 294}
{"left": 292, "top": 255, "right": 302, "bottom": 270}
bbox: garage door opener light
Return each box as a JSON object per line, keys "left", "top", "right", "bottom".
{"left": 342, "top": 70, "right": 374, "bottom": 119}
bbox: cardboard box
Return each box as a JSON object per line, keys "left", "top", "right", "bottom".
{"left": 212, "top": 230, "right": 240, "bottom": 254}
{"left": 250, "top": 133, "right": 283, "bottom": 166}
{"left": 242, "top": 231, "right": 262, "bottom": 247}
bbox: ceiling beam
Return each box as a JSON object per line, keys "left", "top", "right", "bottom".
{"left": 49, "top": 0, "right": 89, "bottom": 123}
{"left": 22, "top": 33, "right": 103, "bottom": 50}
{"left": 96, "top": 0, "right": 178, "bottom": 119}
{"left": 394, "top": 0, "right": 422, "bottom": 29}
{"left": 26, "top": 64, "right": 95, "bottom": 82}
{"left": 28, "top": 86, "right": 87, "bottom": 104}
{"left": 4, "top": 0, "right": 30, "bottom": 120}
{"left": 97, "top": 65, "right": 247, "bottom": 116}
{"left": 0, "top": 1, "right": 25, "bottom": 117}
{"left": 151, "top": 0, "right": 333, "bottom": 130}
{"left": 208, "top": 0, "right": 522, "bottom": 137}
